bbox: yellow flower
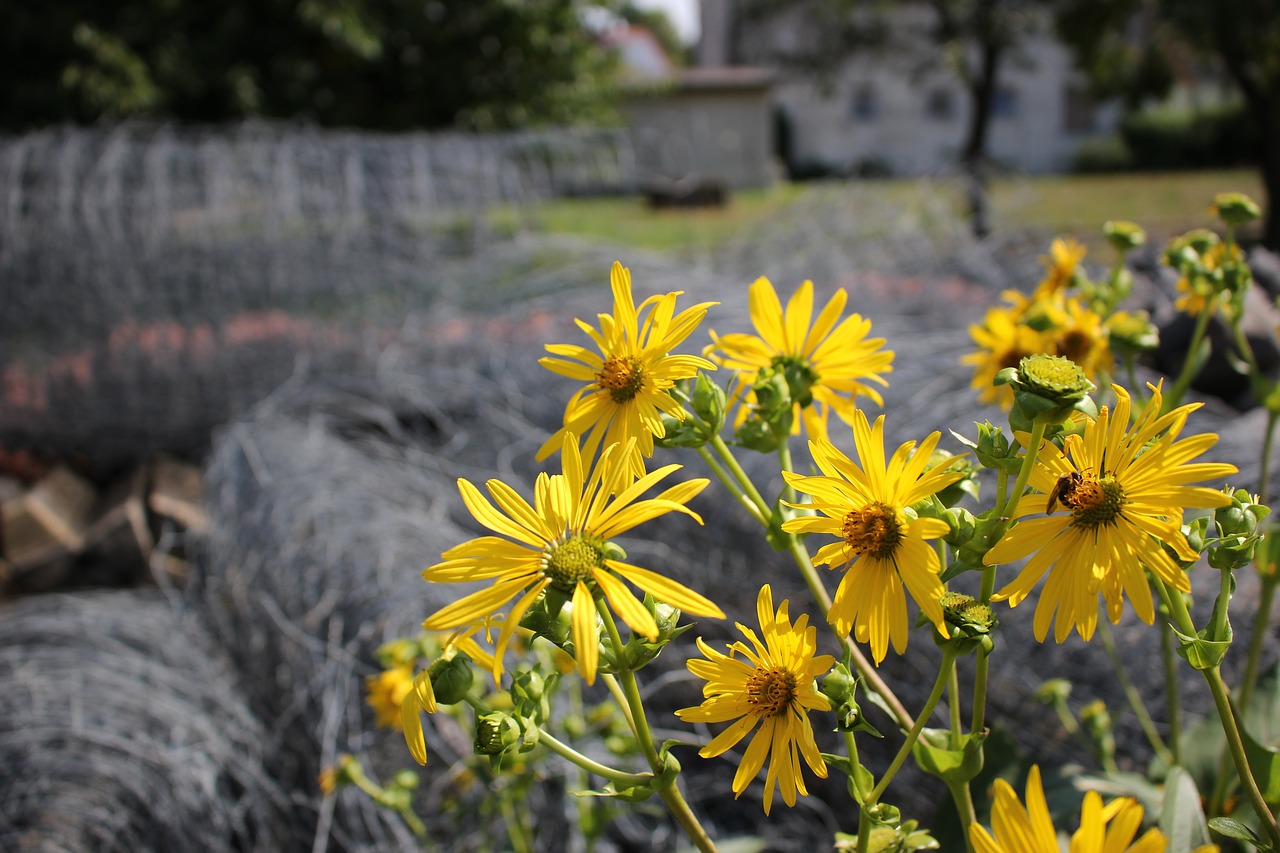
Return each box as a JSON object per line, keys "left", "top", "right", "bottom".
{"left": 969, "top": 765, "right": 1168, "bottom": 853}
{"left": 401, "top": 669, "right": 438, "bottom": 765}
{"left": 365, "top": 664, "right": 415, "bottom": 730}
{"left": 1036, "top": 236, "right": 1087, "bottom": 298}
{"left": 538, "top": 261, "right": 716, "bottom": 481}
{"left": 780, "top": 411, "right": 965, "bottom": 663}
{"left": 422, "top": 433, "right": 723, "bottom": 685}
{"left": 964, "top": 305, "right": 1056, "bottom": 409}
{"left": 706, "top": 277, "right": 893, "bottom": 442}
{"left": 985, "top": 383, "right": 1237, "bottom": 642}
{"left": 1051, "top": 298, "right": 1113, "bottom": 381}
{"left": 675, "top": 584, "right": 835, "bottom": 815}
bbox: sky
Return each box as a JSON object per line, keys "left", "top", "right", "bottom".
{"left": 631, "top": 0, "right": 701, "bottom": 45}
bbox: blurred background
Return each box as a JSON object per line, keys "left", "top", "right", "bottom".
{"left": 1, "top": 1, "right": 1278, "bottom": 851}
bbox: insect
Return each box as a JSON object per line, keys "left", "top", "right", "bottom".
{"left": 1046, "top": 470, "right": 1084, "bottom": 514}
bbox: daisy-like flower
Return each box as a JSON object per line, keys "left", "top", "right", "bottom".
{"left": 422, "top": 433, "right": 723, "bottom": 686}
{"left": 964, "top": 305, "right": 1056, "bottom": 409}
{"left": 1036, "top": 236, "right": 1087, "bottom": 298}
{"left": 366, "top": 664, "right": 415, "bottom": 730}
{"left": 1051, "top": 298, "right": 1113, "bottom": 380}
{"left": 675, "top": 584, "right": 834, "bottom": 815}
{"left": 538, "top": 261, "right": 716, "bottom": 481}
{"left": 985, "top": 383, "right": 1237, "bottom": 643}
{"left": 780, "top": 411, "right": 965, "bottom": 663}
{"left": 706, "top": 277, "right": 893, "bottom": 442}
{"left": 969, "top": 765, "right": 1174, "bottom": 853}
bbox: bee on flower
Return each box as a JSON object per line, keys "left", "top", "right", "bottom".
{"left": 984, "top": 383, "right": 1237, "bottom": 642}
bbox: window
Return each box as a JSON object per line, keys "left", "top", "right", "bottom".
{"left": 1062, "top": 86, "right": 1096, "bottom": 134}
{"left": 924, "top": 88, "right": 954, "bottom": 121}
{"left": 851, "top": 85, "right": 877, "bottom": 121}
{"left": 992, "top": 86, "right": 1018, "bottom": 119}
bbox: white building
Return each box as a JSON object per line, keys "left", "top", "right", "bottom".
{"left": 701, "top": 0, "right": 1122, "bottom": 177}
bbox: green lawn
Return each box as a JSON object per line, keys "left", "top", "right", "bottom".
{"left": 521, "top": 169, "right": 1264, "bottom": 253}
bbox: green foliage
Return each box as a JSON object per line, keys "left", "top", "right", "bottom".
{"left": 1119, "top": 102, "right": 1261, "bottom": 172}
{"left": 1, "top": 0, "right": 620, "bottom": 131}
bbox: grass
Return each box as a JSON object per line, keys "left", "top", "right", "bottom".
{"left": 519, "top": 169, "right": 1264, "bottom": 253}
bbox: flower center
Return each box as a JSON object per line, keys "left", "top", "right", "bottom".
{"left": 1068, "top": 475, "right": 1125, "bottom": 528}
{"left": 841, "top": 502, "right": 903, "bottom": 560}
{"left": 745, "top": 666, "right": 797, "bottom": 717}
{"left": 544, "top": 534, "right": 603, "bottom": 589}
{"left": 597, "top": 356, "right": 646, "bottom": 403}
{"left": 769, "top": 354, "right": 820, "bottom": 407}
{"left": 1056, "top": 330, "right": 1093, "bottom": 363}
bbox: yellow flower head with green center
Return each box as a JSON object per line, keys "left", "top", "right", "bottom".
{"left": 365, "top": 664, "right": 414, "bottom": 730}
{"left": 1035, "top": 236, "right": 1087, "bottom": 298}
{"left": 421, "top": 433, "right": 723, "bottom": 686}
{"left": 984, "top": 383, "right": 1237, "bottom": 643}
{"left": 675, "top": 584, "right": 835, "bottom": 815}
{"left": 964, "top": 305, "right": 1056, "bottom": 409}
{"left": 969, "top": 765, "right": 1173, "bottom": 853}
{"left": 538, "top": 261, "right": 717, "bottom": 482}
{"left": 706, "top": 277, "right": 893, "bottom": 442}
{"left": 780, "top": 411, "right": 965, "bottom": 663}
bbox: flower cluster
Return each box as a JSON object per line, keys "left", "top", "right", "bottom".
{"left": 364, "top": 194, "right": 1271, "bottom": 853}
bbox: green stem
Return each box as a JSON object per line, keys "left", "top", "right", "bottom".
{"left": 539, "top": 729, "right": 652, "bottom": 788}
{"left": 343, "top": 759, "right": 428, "bottom": 837}
{"left": 777, "top": 439, "right": 797, "bottom": 505}
{"left": 946, "top": 780, "right": 978, "bottom": 853}
{"left": 710, "top": 434, "right": 772, "bottom": 519}
{"left": 1157, "top": 615, "right": 1183, "bottom": 767}
{"left": 996, "top": 419, "right": 1049, "bottom": 521}
{"left": 696, "top": 444, "right": 766, "bottom": 526}
{"left": 1159, "top": 579, "right": 1280, "bottom": 847}
{"left": 1241, "top": 575, "right": 1279, "bottom": 713}
{"left": 1097, "top": 619, "right": 1174, "bottom": 767}
{"left": 948, "top": 663, "right": 963, "bottom": 749}
{"left": 784, "top": 534, "right": 912, "bottom": 730}
{"left": 601, "top": 674, "right": 638, "bottom": 735}
{"left": 856, "top": 805, "right": 874, "bottom": 853}
{"left": 595, "top": 598, "right": 717, "bottom": 853}
{"left": 566, "top": 675, "right": 596, "bottom": 853}
{"left": 844, "top": 730, "right": 869, "bottom": 803}
{"left": 1260, "top": 408, "right": 1278, "bottom": 508}
{"left": 971, "top": 649, "right": 991, "bottom": 735}
{"left": 499, "top": 793, "right": 534, "bottom": 853}
{"left": 1164, "top": 298, "right": 1217, "bottom": 413}
{"left": 1204, "top": 667, "right": 1280, "bottom": 851}
{"left": 868, "top": 650, "right": 956, "bottom": 803}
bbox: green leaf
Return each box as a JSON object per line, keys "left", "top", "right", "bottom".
{"left": 1158, "top": 767, "right": 1215, "bottom": 853}
{"left": 1241, "top": 722, "right": 1280, "bottom": 809}
{"left": 910, "top": 728, "right": 987, "bottom": 785}
{"left": 1171, "top": 625, "right": 1231, "bottom": 670}
{"left": 1208, "top": 817, "right": 1270, "bottom": 850}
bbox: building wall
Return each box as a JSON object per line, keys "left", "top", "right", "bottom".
{"left": 622, "top": 85, "right": 776, "bottom": 188}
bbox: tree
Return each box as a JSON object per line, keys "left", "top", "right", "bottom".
{"left": 1056, "top": 0, "right": 1280, "bottom": 248}
{"left": 0, "top": 0, "right": 620, "bottom": 131}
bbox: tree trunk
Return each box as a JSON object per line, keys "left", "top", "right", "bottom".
{"left": 961, "top": 40, "right": 1000, "bottom": 240}
{"left": 1257, "top": 93, "right": 1280, "bottom": 250}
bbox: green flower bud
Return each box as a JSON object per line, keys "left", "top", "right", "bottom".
{"left": 474, "top": 712, "right": 520, "bottom": 755}
{"left": 1103, "top": 220, "right": 1146, "bottom": 252}
{"left": 691, "top": 372, "right": 726, "bottom": 431}
{"left": 391, "top": 769, "right": 420, "bottom": 791}
{"left": 1208, "top": 488, "right": 1270, "bottom": 571}
{"left": 511, "top": 669, "right": 545, "bottom": 706}
{"left": 1105, "top": 310, "right": 1159, "bottom": 356}
{"left": 953, "top": 422, "right": 1022, "bottom": 476}
{"left": 427, "top": 653, "right": 475, "bottom": 706}
{"left": 997, "top": 354, "right": 1095, "bottom": 430}
{"left": 1033, "top": 678, "right": 1072, "bottom": 705}
{"left": 654, "top": 411, "right": 706, "bottom": 449}
{"left": 1212, "top": 192, "right": 1261, "bottom": 226}
{"left": 1170, "top": 228, "right": 1221, "bottom": 257}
